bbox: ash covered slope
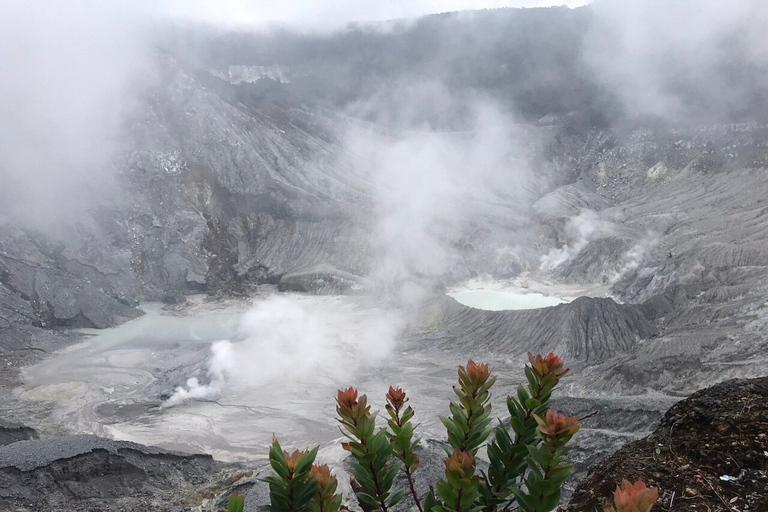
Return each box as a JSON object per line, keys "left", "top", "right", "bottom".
{"left": 0, "top": 53, "right": 374, "bottom": 385}
{"left": 422, "top": 295, "right": 656, "bottom": 366}
{"left": 121, "top": 55, "right": 374, "bottom": 294}
{"left": 411, "top": 120, "right": 768, "bottom": 394}
{"left": 536, "top": 124, "right": 768, "bottom": 393}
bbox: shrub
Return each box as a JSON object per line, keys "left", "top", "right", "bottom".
{"left": 237, "top": 353, "right": 584, "bottom": 512}
{"left": 263, "top": 439, "right": 321, "bottom": 512}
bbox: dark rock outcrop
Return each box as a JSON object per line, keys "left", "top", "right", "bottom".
{"left": 0, "top": 434, "right": 259, "bottom": 512}
{"left": 0, "top": 422, "right": 37, "bottom": 447}
{"left": 568, "top": 377, "right": 768, "bottom": 512}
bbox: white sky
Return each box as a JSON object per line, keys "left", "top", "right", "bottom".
{"left": 161, "top": 0, "right": 591, "bottom": 29}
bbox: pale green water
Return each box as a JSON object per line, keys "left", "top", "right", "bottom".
{"left": 447, "top": 289, "right": 567, "bottom": 310}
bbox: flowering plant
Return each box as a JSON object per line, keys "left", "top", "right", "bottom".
{"left": 227, "top": 354, "right": 645, "bottom": 512}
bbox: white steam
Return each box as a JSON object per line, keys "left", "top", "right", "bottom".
{"left": 164, "top": 296, "right": 402, "bottom": 407}
{"left": 345, "top": 92, "right": 534, "bottom": 293}
{"left": 540, "top": 209, "right": 612, "bottom": 269}
{"left": 617, "top": 232, "right": 659, "bottom": 276}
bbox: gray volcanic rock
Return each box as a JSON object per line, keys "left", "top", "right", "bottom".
{"left": 0, "top": 219, "right": 143, "bottom": 330}
{"left": 278, "top": 266, "right": 369, "bottom": 294}
{"left": 0, "top": 253, "right": 142, "bottom": 329}
{"left": 0, "top": 422, "right": 37, "bottom": 447}
{"left": 121, "top": 57, "right": 375, "bottom": 289}
{"left": 0, "top": 435, "right": 259, "bottom": 512}
{"left": 556, "top": 236, "right": 629, "bottom": 284}
{"left": 423, "top": 295, "right": 656, "bottom": 365}
{"left": 536, "top": 123, "right": 768, "bottom": 393}
{"left": 532, "top": 182, "right": 612, "bottom": 223}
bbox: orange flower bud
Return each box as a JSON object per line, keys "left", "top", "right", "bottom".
{"left": 283, "top": 449, "right": 310, "bottom": 471}
{"left": 337, "top": 387, "right": 359, "bottom": 410}
{"left": 458, "top": 359, "right": 492, "bottom": 393}
{"left": 536, "top": 409, "right": 580, "bottom": 438}
{"left": 310, "top": 464, "right": 337, "bottom": 489}
{"left": 336, "top": 387, "right": 371, "bottom": 428}
{"left": 527, "top": 352, "right": 569, "bottom": 380}
{"left": 386, "top": 386, "right": 408, "bottom": 412}
{"left": 466, "top": 360, "right": 490, "bottom": 383}
{"left": 610, "top": 479, "right": 659, "bottom": 512}
{"left": 443, "top": 449, "right": 476, "bottom": 479}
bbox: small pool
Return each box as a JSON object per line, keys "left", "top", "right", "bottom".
{"left": 447, "top": 289, "right": 567, "bottom": 311}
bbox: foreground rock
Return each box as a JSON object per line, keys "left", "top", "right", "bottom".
{"left": 0, "top": 434, "right": 262, "bottom": 512}
{"left": 0, "top": 421, "right": 37, "bottom": 447}
{"left": 568, "top": 377, "right": 768, "bottom": 512}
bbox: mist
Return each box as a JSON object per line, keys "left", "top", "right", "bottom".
{"left": 584, "top": 0, "right": 768, "bottom": 123}
{"left": 540, "top": 209, "right": 612, "bottom": 270}
{"left": 0, "top": 2, "right": 161, "bottom": 226}
{"left": 161, "top": 0, "right": 589, "bottom": 30}
{"left": 342, "top": 87, "right": 536, "bottom": 297}
{"left": 164, "top": 295, "right": 402, "bottom": 407}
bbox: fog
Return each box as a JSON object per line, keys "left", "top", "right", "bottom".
{"left": 162, "top": 0, "right": 589, "bottom": 29}
{"left": 4, "top": 0, "right": 765, "bottom": 229}
{"left": 585, "top": 0, "right": 768, "bottom": 123}
{"left": 540, "top": 210, "right": 612, "bottom": 270}
{"left": 0, "top": 2, "right": 157, "bottom": 225}
{"left": 344, "top": 89, "right": 534, "bottom": 295}
{"left": 0, "top": 1, "right": 573, "bottom": 227}
{"left": 165, "top": 295, "right": 402, "bottom": 407}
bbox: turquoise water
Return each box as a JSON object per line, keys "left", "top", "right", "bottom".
{"left": 447, "top": 289, "right": 567, "bottom": 311}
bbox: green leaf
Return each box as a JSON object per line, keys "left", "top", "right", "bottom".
{"left": 388, "top": 489, "right": 408, "bottom": 508}
{"left": 294, "top": 481, "right": 320, "bottom": 507}
{"left": 356, "top": 492, "right": 380, "bottom": 506}
{"left": 542, "top": 489, "right": 561, "bottom": 511}
{"left": 441, "top": 415, "right": 464, "bottom": 448}
{"left": 226, "top": 493, "right": 245, "bottom": 512}
{"left": 546, "top": 465, "right": 573, "bottom": 487}
{"left": 524, "top": 398, "right": 541, "bottom": 409}
{"left": 295, "top": 446, "right": 319, "bottom": 476}
{"left": 509, "top": 416, "right": 525, "bottom": 435}
{"left": 524, "top": 367, "right": 538, "bottom": 391}
{"left": 424, "top": 486, "right": 440, "bottom": 512}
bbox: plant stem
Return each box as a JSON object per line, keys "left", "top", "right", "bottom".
{"left": 392, "top": 409, "right": 423, "bottom": 512}
{"left": 404, "top": 465, "right": 424, "bottom": 512}
{"left": 454, "top": 488, "right": 464, "bottom": 512}
{"left": 368, "top": 462, "right": 389, "bottom": 512}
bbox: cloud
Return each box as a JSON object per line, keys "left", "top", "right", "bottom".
{"left": 584, "top": 0, "right": 768, "bottom": 123}
{"left": 618, "top": 232, "right": 658, "bottom": 276}
{"left": 0, "top": 1, "right": 157, "bottom": 224}
{"left": 0, "top": 0, "right": 590, "bottom": 227}
{"left": 160, "top": 1, "right": 590, "bottom": 29}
